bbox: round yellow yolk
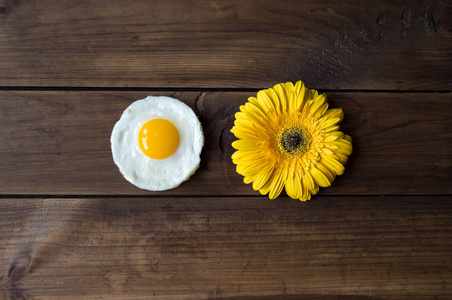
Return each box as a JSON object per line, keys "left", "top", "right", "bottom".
{"left": 138, "top": 119, "right": 180, "bottom": 160}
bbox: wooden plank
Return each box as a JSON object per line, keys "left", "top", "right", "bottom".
{"left": 0, "top": 91, "right": 451, "bottom": 196}
{"left": 0, "top": 196, "right": 451, "bottom": 299}
{"left": 0, "top": 91, "right": 452, "bottom": 195}
{"left": 0, "top": 0, "right": 451, "bottom": 90}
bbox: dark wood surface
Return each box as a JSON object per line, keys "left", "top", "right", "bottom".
{"left": 1, "top": 0, "right": 451, "bottom": 90}
{"left": 1, "top": 196, "right": 451, "bottom": 299}
{"left": 1, "top": 0, "right": 451, "bottom": 299}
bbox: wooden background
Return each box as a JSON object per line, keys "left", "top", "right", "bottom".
{"left": 1, "top": 0, "right": 451, "bottom": 299}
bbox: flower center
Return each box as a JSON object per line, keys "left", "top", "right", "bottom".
{"left": 277, "top": 125, "right": 310, "bottom": 157}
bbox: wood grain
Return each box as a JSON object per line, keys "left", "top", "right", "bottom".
{"left": 0, "top": 91, "right": 450, "bottom": 196}
{"left": 0, "top": 196, "right": 451, "bottom": 299}
{"left": 1, "top": 1, "right": 451, "bottom": 299}
{"left": 0, "top": 0, "right": 451, "bottom": 90}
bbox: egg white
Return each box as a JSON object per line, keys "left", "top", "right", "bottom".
{"left": 111, "top": 96, "right": 204, "bottom": 191}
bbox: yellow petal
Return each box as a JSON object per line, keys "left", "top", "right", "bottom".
{"left": 331, "top": 138, "right": 353, "bottom": 155}
{"left": 317, "top": 103, "right": 329, "bottom": 117}
{"left": 248, "top": 96, "right": 265, "bottom": 113}
{"left": 265, "top": 88, "right": 281, "bottom": 115}
{"left": 285, "top": 176, "right": 296, "bottom": 198}
{"left": 248, "top": 96, "right": 271, "bottom": 114}
{"left": 232, "top": 139, "right": 263, "bottom": 150}
{"left": 257, "top": 90, "right": 276, "bottom": 113}
{"left": 323, "top": 135, "right": 338, "bottom": 143}
{"left": 231, "top": 126, "right": 260, "bottom": 140}
{"left": 328, "top": 131, "right": 345, "bottom": 137}
{"left": 323, "top": 125, "right": 340, "bottom": 133}
{"left": 269, "top": 167, "right": 287, "bottom": 199}
{"left": 301, "top": 99, "right": 314, "bottom": 116}
{"left": 283, "top": 81, "right": 295, "bottom": 98}
{"left": 294, "top": 81, "right": 306, "bottom": 110}
{"left": 302, "top": 179, "right": 310, "bottom": 199}
{"left": 310, "top": 165, "right": 331, "bottom": 187}
{"left": 252, "top": 163, "right": 274, "bottom": 191}
{"left": 285, "top": 171, "right": 302, "bottom": 199}
{"left": 335, "top": 153, "right": 349, "bottom": 164}
{"left": 299, "top": 180, "right": 310, "bottom": 201}
{"left": 294, "top": 80, "right": 303, "bottom": 95}
{"left": 322, "top": 147, "right": 334, "bottom": 155}
{"left": 324, "top": 131, "right": 345, "bottom": 142}
{"left": 303, "top": 169, "right": 315, "bottom": 190}
{"left": 233, "top": 151, "right": 266, "bottom": 164}
{"left": 273, "top": 83, "right": 287, "bottom": 113}
{"left": 233, "top": 150, "right": 262, "bottom": 164}
{"left": 232, "top": 158, "right": 242, "bottom": 165}
{"left": 321, "top": 154, "right": 345, "bottom": 175}
{"left": 258, "top": 167, "right": 277, "bottom": 196}
{"left": 324, "top": 143, "right": 339, "bottom": 150}
{"left": 320, "top": 117, "right": 341, "bottom": 130}
{"left": 237, "top": 161, "right": 264, "bottom": 176}
{"left": 244, "top": 175, "right": 254, "bottom": 184}
{"left": 233, "top": 118, "right": 268, "bottom": 135}
{"left": 310, "top": 88, "right": 319, "bottom": 99}
{"left": 311, "top": 185, "right": 320, "bottom": 196}
{"left": 243, "top": 102, "right": 267, "bottom": 119}
{"left": 241, "top": 103, "right": 272, "bottom": 130}
{"left": 309, "top": 94, "right": 327, "bottom": 116}
{"left": 322, "top": 108, "right": 343, "bottom": 122}
{"left": 288, "top": 91, "right": 297, "bottom": 113}
{"left": 316, "top": 163, "right": 335, "bottom": 184}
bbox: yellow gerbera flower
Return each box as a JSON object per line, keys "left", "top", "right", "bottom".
{"left": 231, "top": 80, "right": 352, "bottom": 201}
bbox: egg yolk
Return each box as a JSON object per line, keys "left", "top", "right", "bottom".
{"left": 138, "top": 119, "right": 180, "bottom": 160}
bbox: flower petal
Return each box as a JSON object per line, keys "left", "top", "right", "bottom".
{"left": 321, "top": 154, "right": 345, "bottom": 175}
{"left": 237, "top": 160, "right": 265, "bottom": 176}
{"left": 232, "top": 139, "right": 263, "bottom": 150}
{"left": 283, "top": 81, "right": 295, "bottom": 98}
{"left": 323, "top": 125, "right": 340, "bottom": 132}
{"left": 320, "top": 117, "right": 341, "bottom": 130}
{"left": 258, "top": 167, "right": 278, "bottom": 196}
{"left": 310, "top": 165, "right": 332, "bottom": 187}
{"left": 273, "top": 83, "right": 287, "bottom": 113}
{"left": 309, "top": 94, "right": 327, "bottom": 116}
{"left": 316, "top": 160, "right": 337, "bottom": 183}
{"left": 311, "top": 185, "right": 320, "bottom": 196}
{"left": 288, "top": 91, "right": 297, "bottom": 113}
{"left": 303, "top": 169, "right": 315, "bottom": 190}
{"left": 237, "top": 150, "right": 265, "bottom": 160}
{"left": 335, "top": 153, "right": 349, "bottom": 164}
{"left": 231, "top": 126, "right": 260, "bottom": 140}
{"left": 243, "top": 102, "right": 267, "bottom": 118}
{"left": 294, "top": 81, "right": 306, "bottom": 110}
{"left": 322, "top": 108, "right": 343, "bottom": 122}
{"left": 323, "top": 131, "right": 344, "bottom": 142}
{"left": 269, "top": 167, "right": 287, "bottom": 200}
{"left": 331, "top": 138, "right": 353, "bottom": 155}
{"left": 244, "top": 175, "right": 254, "bottom": 184}
{"left": 285, "top": 171, "right": 302, "bottom": 199}
{"left": 233, "top": 118, "right": 269, "bottom": 136}
{"left": 252, "top": 163, "right": 274, "bottom": 190}
{"left": 240, "top": 103, "right": 272, "bottom": 130}
{"left": 257, "top": 90, "right": 276, "bottom": 113}
{"left": 265, "top": 88, "right": 281, "bottom": 115}
{"left": 299, "top": 178, "right": 309, "bottom": 201}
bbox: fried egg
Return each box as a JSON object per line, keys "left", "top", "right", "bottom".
{"left": 111, "top": 96, "right": 204, "bottom": 191}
